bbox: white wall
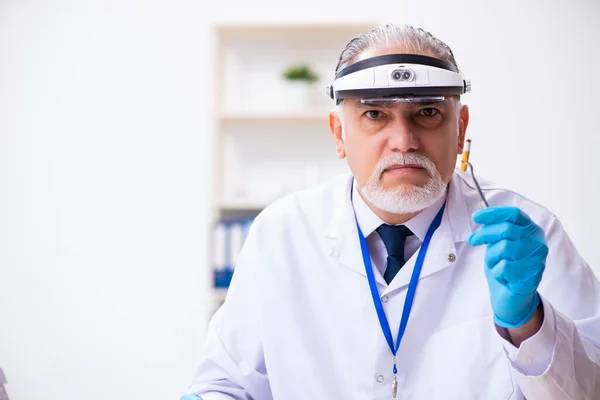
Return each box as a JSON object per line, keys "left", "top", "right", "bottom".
{"left": 0, "top": 2, "right": 212, "bottom": 399}
{"left": 0, "top": 1, "right": 598, "bottom": 400}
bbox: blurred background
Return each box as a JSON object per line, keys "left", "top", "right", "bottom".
{"left": 1, "top": 0, "right": 599, "bottom": 399}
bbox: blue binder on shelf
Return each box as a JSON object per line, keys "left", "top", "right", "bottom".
{"left": 213, "top": 218, "right": 255, "bottom": 289}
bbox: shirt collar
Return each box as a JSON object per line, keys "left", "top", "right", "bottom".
{"left": 351, "top": 178, "right": 447, "bottom": 242}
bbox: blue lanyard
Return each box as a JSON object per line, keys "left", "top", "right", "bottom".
{"left": 356, "top": 201, "right": 446, "bottom": 376}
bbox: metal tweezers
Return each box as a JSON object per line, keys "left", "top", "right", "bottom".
{"left": 463, "top": 162, "right": 489, "bottom": 207}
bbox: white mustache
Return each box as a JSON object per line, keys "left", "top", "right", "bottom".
{"left": 374, "top": 153, "right": 435, "bottom": 177}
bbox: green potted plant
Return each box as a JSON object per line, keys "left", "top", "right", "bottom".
{"left": 281, "top": 64, "right": 319, "bottom": 109}
{"left": 282, "top": 64, "right": 319, "bottom": 83}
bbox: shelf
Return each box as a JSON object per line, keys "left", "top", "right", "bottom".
{"left": 218, "top": 199, "right": 271, "bottom": 211}
{"left": 218, "top": 110, "right": 329, "bottom": 123}
{"left": 214, "top": 22, "right": 376, "bottom": 38}
{"left": 214, "top": 288, "right": 228, "bottom": 301}
{"left": 208, "top": 21, "right": 374, "bottom": 314}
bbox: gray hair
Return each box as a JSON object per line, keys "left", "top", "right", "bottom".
{"left": 334, "top": 24, "right": 460, "bottom": 77}
{"left": 333, "top": 24, "right": 461, "bottom": 121}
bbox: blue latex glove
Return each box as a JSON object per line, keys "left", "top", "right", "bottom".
{"left": 180, "top": 394, "right": 202, "bottom": 400}
{"left": 468, "top": 206, "right": 548, "bottom": 328}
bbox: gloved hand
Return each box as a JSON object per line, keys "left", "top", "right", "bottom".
{"left": 468, "top": 206, "right": 548, "bottom": 329}
{"left": 179, "top": 394, "right": 202, "bottom": 400}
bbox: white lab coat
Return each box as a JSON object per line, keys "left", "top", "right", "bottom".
{"left": 189, "top": 169, "right": 600, "bottom": 400}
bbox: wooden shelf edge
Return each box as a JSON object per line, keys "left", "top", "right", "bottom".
{"left": 217, "top": 201, "right": 270, "bottom": 211}
{"left": 212, "top": 21, "right": 377, "bottom": 35}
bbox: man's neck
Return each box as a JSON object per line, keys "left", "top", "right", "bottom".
{"left": 357, "top": 189, "right": 422, "bottom": 225}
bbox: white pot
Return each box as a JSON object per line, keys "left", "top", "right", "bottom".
{"left": 282, "top": 80, "right": 314, "bottom": 111}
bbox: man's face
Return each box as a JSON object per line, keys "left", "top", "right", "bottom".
{"left": 329, "top": 48, "right": 469, "bottom": 214}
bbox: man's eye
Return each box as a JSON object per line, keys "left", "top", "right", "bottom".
{"left": 365, "top": 110, "right": 384, "bottom": 120}
{"left": 418, "top": 108, "right": 440, "bottom": 117}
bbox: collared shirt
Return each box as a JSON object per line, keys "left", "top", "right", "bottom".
{"left": 351, "top": 179, "right": 446, "bottom": 278}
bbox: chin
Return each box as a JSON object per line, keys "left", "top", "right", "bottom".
{"left": 361, "top": 179, "right": 447, "bottom": 214}
{"left": 382, "top": 180, "right": 427, "bottom": 193}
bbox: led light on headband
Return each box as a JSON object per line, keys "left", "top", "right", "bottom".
{"left": 359, "top": 96, "right": 446, "bottom": 105}
{"left": 326, "top": 54, "right": 471, "bottom": 104}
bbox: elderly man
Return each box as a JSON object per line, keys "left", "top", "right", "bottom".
{"left": 181, "top": 24, "right": 600, "bottom": 399}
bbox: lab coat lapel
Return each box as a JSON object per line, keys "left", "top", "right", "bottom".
{"left": 382, "top": 173, "right": 474, "bottom": 295}
{"left": 324, "top": 174, "right": 388, "bottom": 287}
{"left": 382, "top": 211, "right": 456, "bottom": 295}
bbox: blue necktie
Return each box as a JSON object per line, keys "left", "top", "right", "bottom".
{"left": 376, "top": 224, "right": 414, "bottom": 284}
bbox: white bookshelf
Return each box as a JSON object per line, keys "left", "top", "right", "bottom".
{"left": 208, "top": 22, "right": 374, "bottom": 313}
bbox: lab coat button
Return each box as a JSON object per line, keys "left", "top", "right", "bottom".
{"left": 447, "top": 253, "right": 456, "bottom": 262}
{"left": 381, "top": 295, "right": 389, "bottom": 303}
{"left": 376, "top": 375, "right": 384, "bottom": 383}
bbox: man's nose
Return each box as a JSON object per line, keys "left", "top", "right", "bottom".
{"left": 386, "top": 118, "right": 419, "bottom": 152}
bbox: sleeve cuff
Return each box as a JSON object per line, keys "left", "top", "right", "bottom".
{"left": 496, "top": 295, "right": 557, "bottom": 376}
{"left": 197, "top": 394, "right": 236, "bottom": 400}
{"left": 180, "top": 395, "right": 203, "bottom": 400}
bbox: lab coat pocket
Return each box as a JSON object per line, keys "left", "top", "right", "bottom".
{"left": 407, "top": 315, "right": 516, "bottom": 400}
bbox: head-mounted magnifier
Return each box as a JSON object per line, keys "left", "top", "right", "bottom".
{"left": 326, "top": 53, "right": 471, "bottom": 104}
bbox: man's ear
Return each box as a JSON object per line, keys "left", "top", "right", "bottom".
{"left": 457, "top": 104, "right": 470, "bottom": 154}
{"left": 329, "top": 110, "right": 346, "bottom": 159}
